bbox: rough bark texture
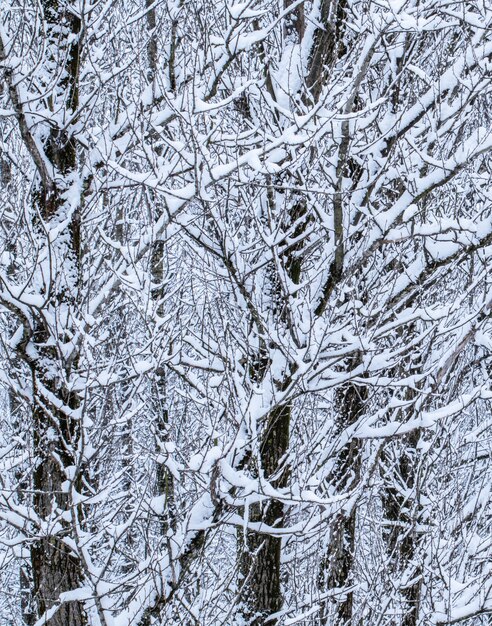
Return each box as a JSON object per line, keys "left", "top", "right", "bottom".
{"left": 318, "top": 378, "right": 367, "bottom": 625}
{"left": 382, "top": 429, "right": 422, "bottom": 626}
{"left": 146, "top": 0, "right": 177, "bottom": 562}
{"left": 305, "top": 3, "right": 362, "bottom": 622}
{"left": 136, "top": 9, "right": 178, "bottom": 624}
{"left": 30, "top": 379, "right": 87, "bottom": 626}
{"left": 151, "top": 239, "right": 177, "bottom": 536}
{"left": 5, "top": 173, "right": 36, "bottom": 626}
{"left": 239, "top": 191, "right": 313, "bottom": 625}
{"left": 284, "top": 0, "right": 305, "bottom": 40}
{"left": 382, "top": 282, "right": 422, "bottom": 626}
{"left": 238, "top": 3, "right": 350, "bottom": 620}
{"left": 305, "top": 0, "right": 346, "bottom": 102}
{"left": 240, "top": 403, "right": 291, "bottom": 625}
{"left": 238, "top": 199, "right": 308, "bottom": 624}
{"left": 26, "top": 3, "right": 88, "bottom": 624}
{"left": 11, "top": 388, "right": 35, "bottom": 625}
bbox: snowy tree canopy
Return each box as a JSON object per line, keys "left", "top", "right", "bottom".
{"left": 0, "top": 0, "right": 491, "bottom": 625}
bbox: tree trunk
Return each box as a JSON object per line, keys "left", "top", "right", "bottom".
{"left": 30, "top": 400, "right": 87, "bottom": 626}
{"left": 145, "top": 0, "right": 177, "bottom": 543}
{"left": 151, "top": 239, "right": 177, "bottom": 537}
{"left": 239, "top": 403, "right": 291, "bottom": 625}
{"left": 237, "top": 3, "right": 349, "bottom": 618}
{"left": 318, "top": 378, "right": 367, "bottom": 625}
{"left": 25, "top": 3, "right": 87, "bottom": 623}
{"left": 381, "top": 429, "right": 422, "bottom": 626}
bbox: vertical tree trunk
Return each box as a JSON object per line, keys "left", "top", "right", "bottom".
{"left": 381, "top": 291, "right": 423, "bottom": 626}
{"left": 145, "top": 0, "right": 177, "bottom": 539}
{"left": 238, "top": 174, "right": 309, "bottom": 624}
{"left": 381, "top": 430, "right": 422, "bottom": 626}
{"left": 151, "top": 239, "right": 177, "bottom": 536}
{"left": 10, "top": 391, "right": 35, "bottom": 626}
{"left": 26, "top": 3, "right": 87, "bottom": 624}
{"left": 239, "top": 403, "right": 291, "bottom": 624}
{"left": 128, "top": 7, "right": 180, "bottom": 623}
{"left": 30, "top": 396, "right": 87, "bottom": 626}
{"left": 318, "top": 378, "right": 367, "bottom": 625}
{"left": 238, "top": 2, "right": 349, "bottom": 620}
{"left": 301, "top": 2, "right": 363, "bottom": 622}
{"left": 305, "top": 0, "right": 347, "bottom": 103}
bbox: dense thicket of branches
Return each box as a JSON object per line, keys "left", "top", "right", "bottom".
{"left": 0, "top": 1, "right": 491, "bottom": 625}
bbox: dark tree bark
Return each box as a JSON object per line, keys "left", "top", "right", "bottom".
{"left": 318, "top": 377, "right": 367, "bottom": 626}
{"left": 30, "top": 396, "right": 87, "bottom": 626}
{"left": 18, "top": 3, "right": 88, "bottom": 624}
{"left": 3, "top": 167, "right": 36, "bottom": 626}
{"left": 237, "top": 183, "right": 310, "bottom": 625}
{"left": 382, "top": 430, "right": 422, "bottom": 626}
{"left": 151, "top": 239, "right": 177, "bottom": 537}
{"left": 305, "top": 0, "right": 347, "bottom": 103}
{"left": 239, "top": 403, "right": 291, "bottom": 625}
{"left": 299, "top": 2, "right": 365, "bottom": 623}
{"left": 238, "top": 2, "right": 350, "bottom": 622}
{"left": 145, "top": 0, "right": 177, "bottom": 547}
{"left": 136, "top": 7, "right": 178, "bottom": 624}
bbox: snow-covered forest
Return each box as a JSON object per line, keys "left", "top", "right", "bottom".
{"left": 0, "top": 0, "right": 491, "bottom": 624}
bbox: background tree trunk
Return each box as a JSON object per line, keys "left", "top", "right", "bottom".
{"left": 318, "top": 378, "right": 367, "bottom": 625}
